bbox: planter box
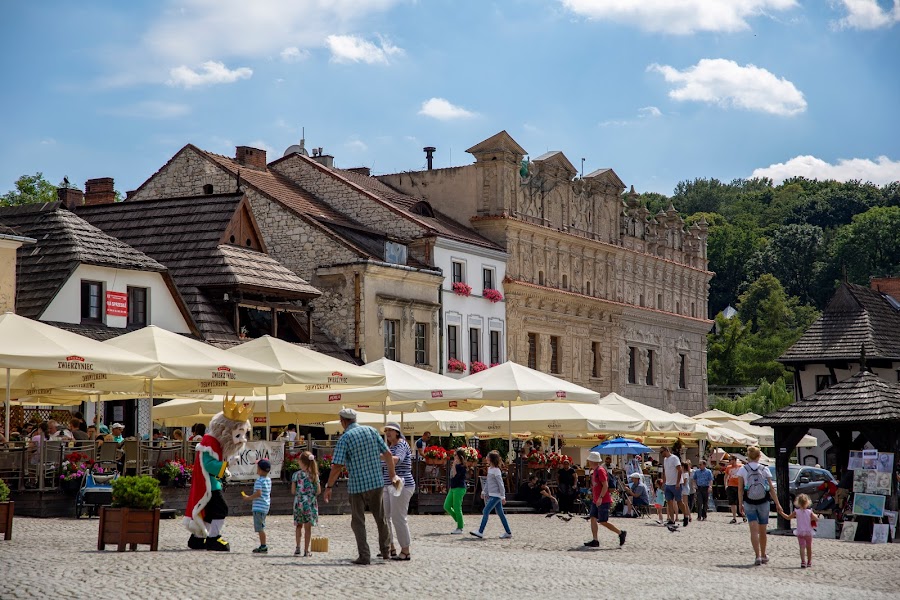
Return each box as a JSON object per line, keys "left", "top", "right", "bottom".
{"left": 0, "top": 501, "right": 12, "bottom": 540}
{"left": 98, "top": 506, "right": 160, "bottom": 551}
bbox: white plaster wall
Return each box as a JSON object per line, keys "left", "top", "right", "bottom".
{"left": 40, "top": 264, "right": 191, "bottom": 333}
{"left": 434, "top": 241, "right": 507, "bottom": 374}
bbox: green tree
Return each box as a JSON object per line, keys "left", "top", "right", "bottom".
{"left": 1, "top": 172, "right": 57, "bottom": 206}
{"left": 707, "top": 221, "right": 761, "bottom": 316}
{"left": 712, "top": 377, "right": 794, "bottom": 416}
{"left": 829, "top": 206, "right": 900, "bottom": 283}
{"left": 751, "top": 224, "right": 825, "bottom": 305}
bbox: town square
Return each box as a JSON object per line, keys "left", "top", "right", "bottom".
{"left": 0, "top": 2, "right": 898, "bottom": 599}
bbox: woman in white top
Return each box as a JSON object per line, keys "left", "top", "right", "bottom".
{"left": 470, "top": 450, "right": 512, "bottom": 539}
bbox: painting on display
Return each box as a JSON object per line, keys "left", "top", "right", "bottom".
{"left": 848, "top": 451, "right": 864, "bottom": 471}
{"left": 840, "top": 521, "right": 858, "bottom": 542}
{"left": 852, "top": 493, "right": 886, "bottom": 518}
{"left": 884, "top": 510, "right": 898, "bottom": 538}
{"left": 875, "top": 452, "right": 894, "bottom": 474}
{"left": 871, "top": 523, "right": 890, "bottom": 544}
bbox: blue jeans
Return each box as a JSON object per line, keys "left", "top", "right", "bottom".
{"left": 479, "top": 496, "right": 511, "bottom": 534}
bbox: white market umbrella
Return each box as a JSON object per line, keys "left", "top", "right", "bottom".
{"left": 0, "top": 313, "right": 160, "bottom": 439}
{"left": 465, "top": 401, "right": 645, "bottom": 436}
{"left": 694, "top": 408, "right": 818, "bottom": 448}
{"left": 595, "top": 393, "right": 698, "bottom": 435}
{"left": 323, "top": 409, "right": 481, "bottom": 437}
{"left": 226, "top": 335, "right": 385, "bottom": 438}
{"left": 460, "top": 361, "right": 603, "bottom": 449}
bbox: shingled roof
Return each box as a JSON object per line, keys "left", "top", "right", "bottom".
{"left": 779, "top": 283, "right": 900, "bottom": 364}
{"left": 77, "top": 194, "right": 320, "bottom": 344}
{"left": 0, "top": 202, "right": 167, "bottom": 320}
{"left": 755, "top": 369, "right": 900, "bottom": 426}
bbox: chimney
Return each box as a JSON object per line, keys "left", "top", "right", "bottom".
{"left": 235, "top": 146, "right": 267, "bottom": 170}
{"left": 423, "top": 147, "right": 436, "bottom": 170}
{"left": 346, "top": 167, "right": 371, "bottom": 177}
{"left": 84, "top": 178, "right": 117, "bottom": 205}
{"left": 310, "top": 148, "right": 334, "bottom": 169}
{"left": 57, "top": 184, "right": 83, "bottom": 210}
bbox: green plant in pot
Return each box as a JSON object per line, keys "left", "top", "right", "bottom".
{"left": 0, "top": 478, "right": 13, "bottom": 541}
{"left": 111, "top": 475, "right": 162, "bottom": 510}
{"left": 0, "top": 479, "right": 10, "bottom": 503}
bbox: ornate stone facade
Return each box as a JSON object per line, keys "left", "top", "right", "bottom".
{"left": 379, "top": 131, "right": 713, "bottom": 413}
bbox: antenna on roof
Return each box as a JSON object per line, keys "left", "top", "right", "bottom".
{"left": 236, "top": 169, "right": 242, "bottom": 193}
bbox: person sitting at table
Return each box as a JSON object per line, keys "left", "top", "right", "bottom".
{"left": 68, "top": 418, "right": 89, "bottom": 441}
{"left": 517, "top": 474, "right": 554, "bottom": 513}
{"left": 172, "top": 429, "right": 184, "bottom": 442}
{"left": 623, "top": 472, "right": 650, "bottom": 516}
{"left": 557, "top": 459, "right": 578, "bottom": 513}
{"left": 111, "top": 423, "right": 126, "bottom": 444}
{"left": 189, "top": 423, "right": 205, "bottom": 442}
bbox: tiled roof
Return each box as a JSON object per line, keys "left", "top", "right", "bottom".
{"left": 77, "top": 194, "right": 319, "bottom": 343}
{"left": 200, "top": 149, "right": 358, "bottom": 228}
{"left": 779, "top": 283, "right": 900, "bottom": 363}
{"left": 336, "top": 168, "right": 504, "bottom": 251}
{"left": 755, "top": 370, "right": 900, "bottom": 426}
{"left": 0, "top": 202, "right": 166, "bottom": 320}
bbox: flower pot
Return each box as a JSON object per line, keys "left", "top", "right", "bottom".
{"left": 466, "top": 460, "right": 477, "bottom": 468}
{"left": 0, "top": 501, "right": 13, "bottom": 541}
{"left": 527, "top": 462, "right": 543, "bottom": 470}
{"left": 156, "top": 473, "right": 171, "bottom": 487}
{"left": 60, "top": 477, "right": 83, "bottom": 495}
{"left": 98, "top": 506, "right": 160, "bottom": 552}
{"left": 425, "top": 458, "right": 445, "bottom": 466}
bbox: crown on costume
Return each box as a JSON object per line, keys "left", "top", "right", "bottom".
{"left": 223, "top": 395, "right": 252, "bottom": 422}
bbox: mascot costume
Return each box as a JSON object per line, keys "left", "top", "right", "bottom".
{"left": 184, "top": 396, "right": 252, "bottom": 551}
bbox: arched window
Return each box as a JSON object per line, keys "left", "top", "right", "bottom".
{"left": 410, "top": 201, "right": 435, "bottom": 217}
{"left": 562, "top": 274, "right": 568, "bottom": 289}
{"left": 586, "top": 281, "right": 591, "bottom": 296}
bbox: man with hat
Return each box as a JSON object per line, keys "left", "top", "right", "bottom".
{"left": 584, "top": 451, "right": 626, "bottom": 548}
{"left": 110, "top": 423, "right": 125, "bottom": 444}
{"left": 622, "top": 471, "right": 650, "bottom": 516}
{"left": 323, "top": 408, "right": 400, "bottom": 565}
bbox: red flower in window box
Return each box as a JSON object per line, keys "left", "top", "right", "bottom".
{"left": 483, "top": 288, "right": 503, "bottom": 303}
{"left": 447, "top": 358, "right": 467, "bottom": 373}
{"left": 452, "top": 282, "right": 472, "bottom": 297}
{"left": 470, "top": 361, "right": 488, "bottom": 373}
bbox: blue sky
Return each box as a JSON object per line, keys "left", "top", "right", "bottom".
{"left": 1, "top": 0, "right": 898, "bottom": 198}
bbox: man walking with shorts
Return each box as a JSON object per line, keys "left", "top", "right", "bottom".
{"left": 584, "top": 452, "right": 626, "bottom": 548}
{"left": 660, "top": 446, "right": 687, "bottom": 528}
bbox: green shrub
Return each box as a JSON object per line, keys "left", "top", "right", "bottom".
{"left": 0, "top": 478, "right": 9, "bottom": 503}
{"left": 111, "top": 475, "right": 162, "bottom": 510}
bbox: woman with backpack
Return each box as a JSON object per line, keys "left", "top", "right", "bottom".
{"left": 737, "top": 446, "right": 783, "bottom": 566}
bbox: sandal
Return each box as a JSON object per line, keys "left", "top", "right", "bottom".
{"left": 377, "top": 549, "right": 397, "bottom": 559}
{"left": 392, "top": 552, "right": 411, "bottom": 561}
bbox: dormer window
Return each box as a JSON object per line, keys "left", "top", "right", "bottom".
{"left": 411, "top": 201, "right": 435, "bottom": 217}
{"left": 203, "top": 184, "right": 214, "bottom": 195}
{"left": 384, "top": 241, "right": 408, "bottom": 265}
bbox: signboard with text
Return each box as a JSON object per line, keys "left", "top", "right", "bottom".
{"left": 106, "top": 291, "right": 128, "bottom": 317}
{"left": 228, "top": 441, "right": 285, "bottom": 480}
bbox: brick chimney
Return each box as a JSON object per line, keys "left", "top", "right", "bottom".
{"left": 871, "top": 277, "right": 900, "bottom": 301}
{"left": 235, "top": 146, "right": 267, "bottom": 170}
{"left": 84, "top": 178, "right": 117, "bottom": 205}
{"left": 57, "top": 185, "right": 83, "bottom": 210}
{"left": 346, "top": 167, "right": 371, "bottom": 177}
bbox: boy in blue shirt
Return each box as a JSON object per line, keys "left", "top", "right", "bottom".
{"left": 243, "top": 459, "right": 272, "bottom": 553}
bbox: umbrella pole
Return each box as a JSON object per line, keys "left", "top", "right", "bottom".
{"left": 508, "top": 398, "right": 516, "bottom": 460}
{"left": 147, "top": 377, "right": 154, "bottom": 440}
{"left": 4, "top": 368, "right": 9, "bottom": 441}
{"left": 265, "top": 387, "right": 270, "bottom": 442}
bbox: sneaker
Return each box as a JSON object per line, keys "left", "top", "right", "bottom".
{"left": 304, "top": 551, "right": 312, "bottom": 557}
{"left": 683, "top": 516, "right": 689, "bottom": 527}
{"left": 584, "top": 539, "right": 600, "bottom": 547}
{"left": 500, "top": 532, "right": 513, "bottom": 539}
{"left": 754, "top": 557, "right": 762, "bottom": 566}
{"left": 618, "top": 531, "right": 627, "bottom": 547}
{"left": 742, "top": 517, "right": 748, "bottom": 523}
{"left": 252, "top": 545, "right": 268, "bottom": 554}
{"left": 451, "top": 528, "right": 463, "bottom": 534}
{"left": 800, "top": 562, "right": 807, "bottom": 569}
{"left": 730, "top": 518, "right": 737, "bottom": 524}
{"left": 294, "top": 547, "right": 302, "bottom": 556}
{"left": 807, "top": 560, "right": 812, "bottom": 568}
{"left": 761, "top": 555, "right": 769, "bottom": 565}
{"left": 469, "top": 530, "right": 484, "bottom": 539}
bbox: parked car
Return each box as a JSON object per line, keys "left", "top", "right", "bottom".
{"left": 767, "top": 465, "right": 835, "bottom": 503}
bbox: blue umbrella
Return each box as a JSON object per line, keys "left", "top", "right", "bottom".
{"left": 591, "top": 437, "right": 651, "bottom": 456}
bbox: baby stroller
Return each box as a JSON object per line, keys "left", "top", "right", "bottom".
{"left": 75, "top": 463, "right": 118, "bottom": 518}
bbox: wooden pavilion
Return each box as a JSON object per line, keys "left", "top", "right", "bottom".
{"left": 756, "top": 356, "right": 900, "bottom": 531}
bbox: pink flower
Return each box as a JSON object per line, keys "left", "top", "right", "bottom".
{"left": 447, "top": 358, "right": 467, "bottom": 373}
{"left": 470, "top": 361, "right": 488, "bottom": 373}
{"left": 452, "top": 282, "right": 472, "bottom": 297}
{"left": 483, "top": 288, "right": 503, "bottom": 303}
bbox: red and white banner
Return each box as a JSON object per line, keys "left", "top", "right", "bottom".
{"left": 106, "top": 291, "right": 128, "bottom": 317}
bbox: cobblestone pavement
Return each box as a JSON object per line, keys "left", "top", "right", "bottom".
{"left": 1, "top": 511, "right": 898, "bottom": 599}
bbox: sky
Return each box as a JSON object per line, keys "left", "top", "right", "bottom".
{"left": 1, "top": 0, "right": 899, "bottom": 199}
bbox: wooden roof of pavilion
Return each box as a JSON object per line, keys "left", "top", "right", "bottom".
{"left": 755, "top": 369, "right": 900, "bottom": 427}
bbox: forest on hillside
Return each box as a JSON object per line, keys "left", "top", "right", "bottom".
{"left": 639, "top": 176, "right": 900, "bottom": 403}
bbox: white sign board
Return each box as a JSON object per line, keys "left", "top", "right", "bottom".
{"left": 227, "top": 441, "right": 284, "bottom": 480}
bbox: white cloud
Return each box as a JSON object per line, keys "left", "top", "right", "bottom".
{"left": 638, "top": 106, "right": 662, "bottom": 118}
{"left": 418, "top": 98, "right": 477, "bottom": 120}
{"left": 560, "top": 0, "right": 797, "bottom": 34}
{"left": 104, "top": 100, "right": 191, "bottom": 119}
{"left": 833, "top": 0, "right": 900, "bottom": 29}
{"left": 280, "top": 46, "right": 310, "bottom": 62}
{"left": 167, "top": 61, "right": 252, "bottom": 88}
{"left": 648, "top": 58, "right": 806, "bottom": 116}
{"left": 326, "top": 34, "right": 403, "bottom": 65}
{"left": 598, "top": 119, "right": 629, "bottom": 128}
{"left": 345, "top": 140, "right": 368, "bottom": 152}
{"left": 40, "top": 138, "right": 57, "bottom": 145}
{"left": 752, "top": 155, "right": 900, "bottom": 185}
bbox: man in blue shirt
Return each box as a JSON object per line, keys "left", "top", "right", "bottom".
{"left": 324, "top": 408, "right": 399, "bottom": 565}
{"left": 692, "top": 459, "right": 714, "bottom": 521}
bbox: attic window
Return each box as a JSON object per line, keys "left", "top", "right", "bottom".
{"left": 246, "top": 239, "right": 252, "bottom": 247}
{"left": 230, "top": 235, "right": 236, "bottom": 243}
{"left": 203, "top": 184, "right": 214, "bottom": 195}
{"left": 411, "top": 201, "right": 435, "bottom": 218}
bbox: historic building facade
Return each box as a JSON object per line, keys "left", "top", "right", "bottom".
{"left": 379, "top": 131, "right": 713, "bottom": 413}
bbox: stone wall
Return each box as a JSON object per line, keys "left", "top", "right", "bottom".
{"left": 271, "top": 156, "right": 426, "bottom": 240}
{"left": 130, "top": 148, "right": 233, "bottom": 200}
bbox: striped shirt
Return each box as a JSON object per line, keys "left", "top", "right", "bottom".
{"left": 252, "top": 475, "right": 271, "bottom": 513}
{"left": 382, "top": 439, "right": 415, "bottom": 488}
{"left": 333, "top": 423, "right": 390, "bottom": 494}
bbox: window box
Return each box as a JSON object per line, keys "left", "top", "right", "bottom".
{"left": 452, "top": 282, "right": 472, "bottom": 297}
{"left": 483, "top": 288, "right": 503, "bottom": 303}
